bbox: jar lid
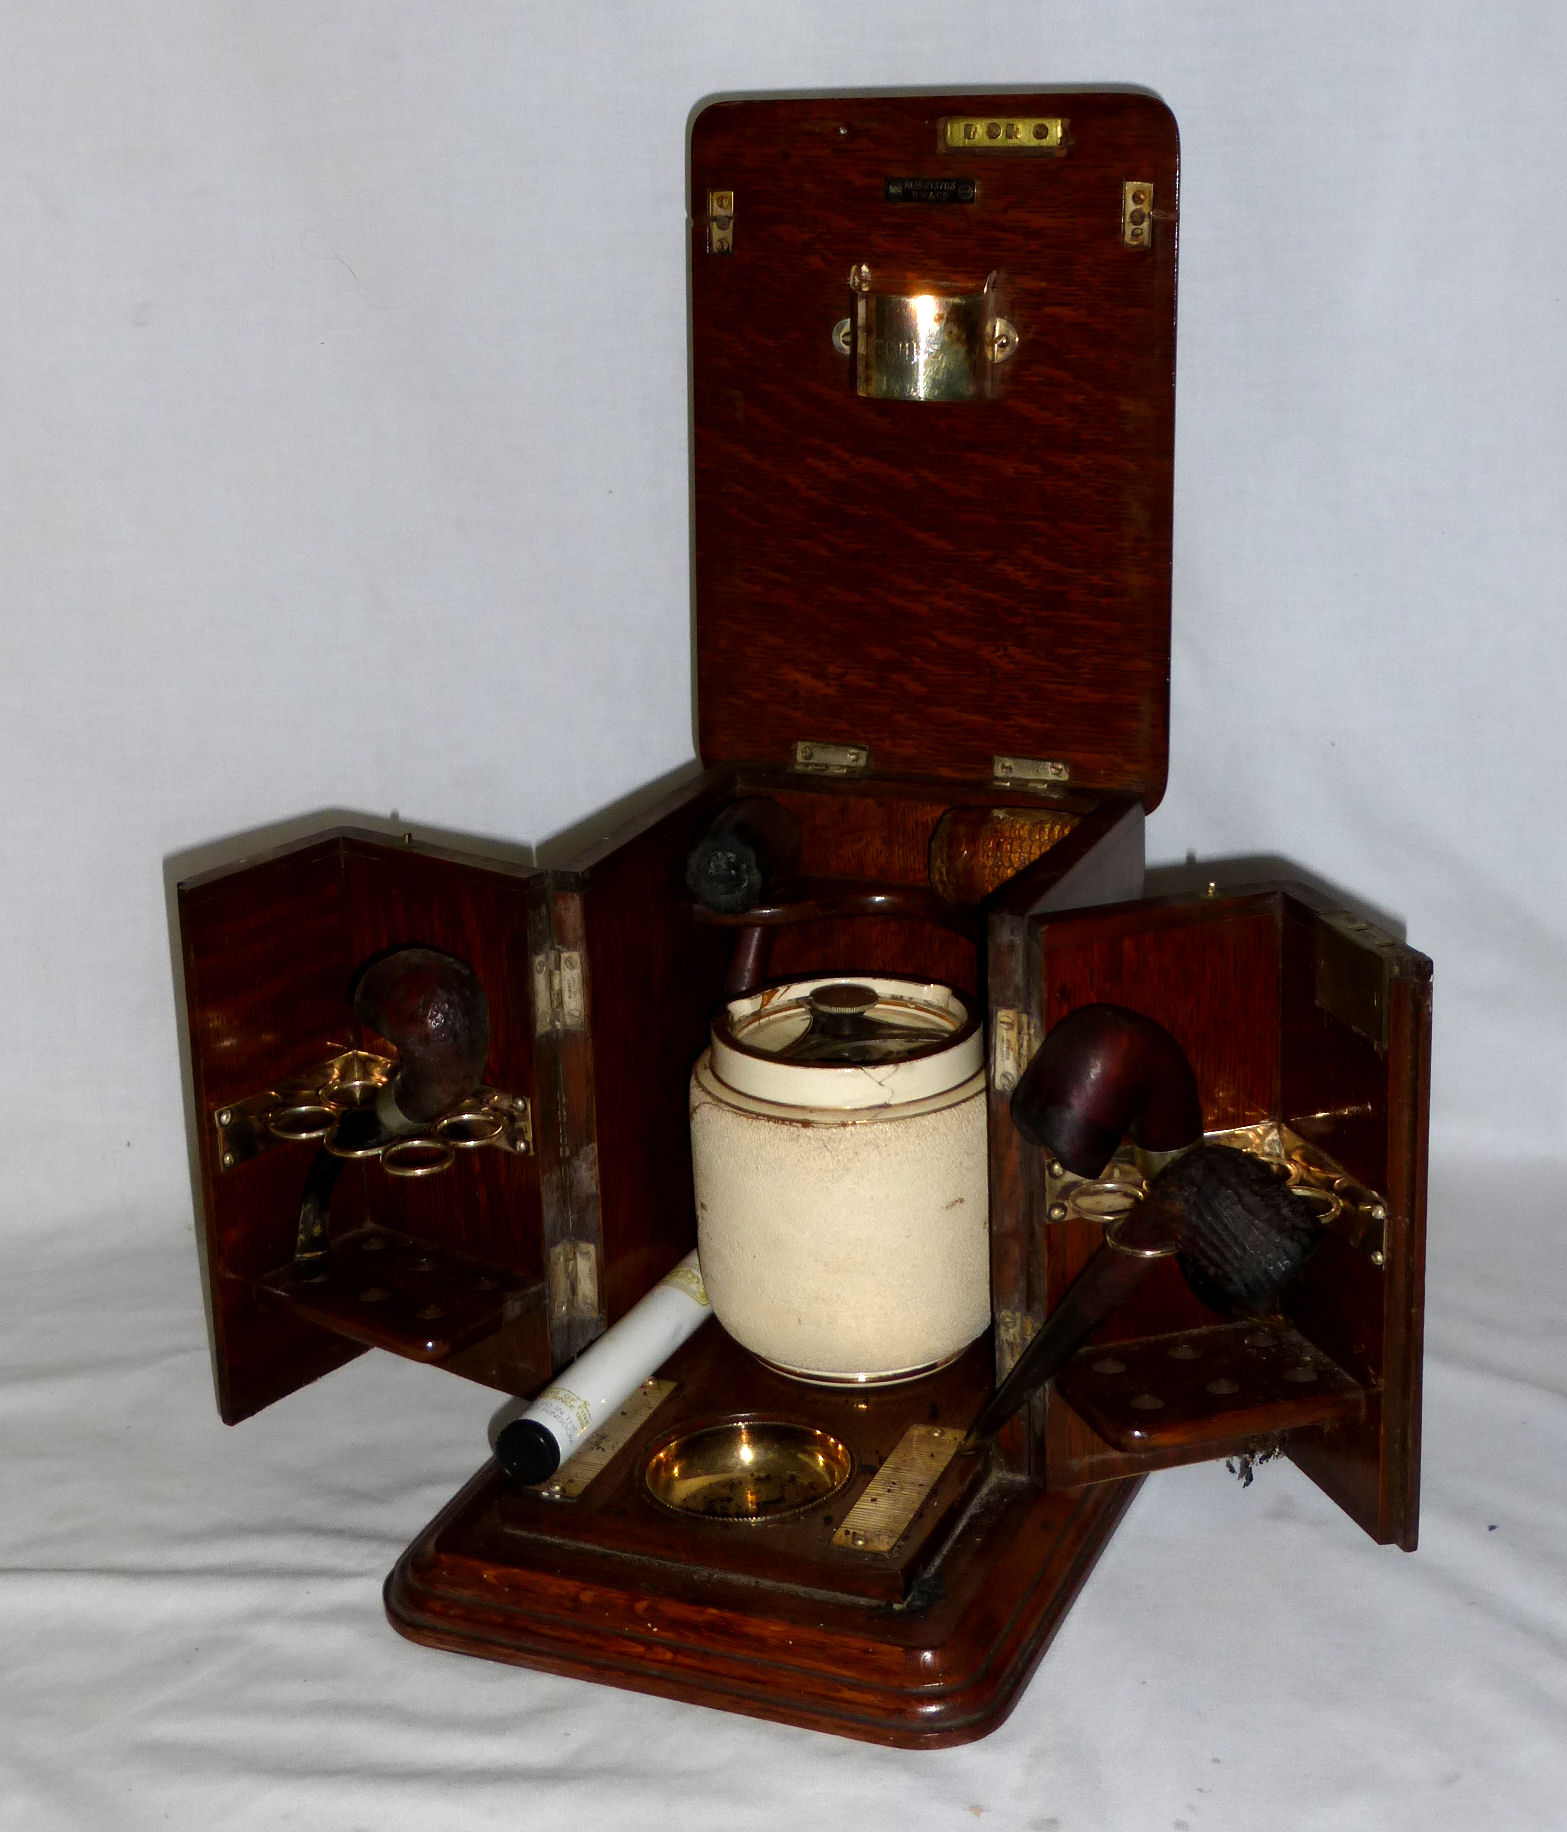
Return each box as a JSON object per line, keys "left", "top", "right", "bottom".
{"left": 710, "top": 976, "right": 981, "bottom": 1110}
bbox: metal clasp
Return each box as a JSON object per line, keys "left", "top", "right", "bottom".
{"left": 839, "top": 265, "right": 1019, "bottom": 402}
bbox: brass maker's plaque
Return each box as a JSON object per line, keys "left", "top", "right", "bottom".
{"left": 884, "top": 176, "right": 977, "bottom": 205}
{"left": 832, "top": 1422, "right": 963, "bottom": 1554}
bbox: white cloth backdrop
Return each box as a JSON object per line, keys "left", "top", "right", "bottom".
{"left": 1, "top": 4, "right": 1562, "bottom": 1827}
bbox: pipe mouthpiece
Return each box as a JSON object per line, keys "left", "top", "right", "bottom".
{"left": 496, "top": 1419, "right": 561, "bottom": 1486}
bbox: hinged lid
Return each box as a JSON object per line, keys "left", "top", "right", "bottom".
{"left": 690, "top": 92, "right": 1178, "bottom": 804}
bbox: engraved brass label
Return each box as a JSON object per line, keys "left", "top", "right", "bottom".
{"left": 537, "top": 1379, "right": 677, "bottom": 1501}
{"left": 884, "top": 176, "right": 976, "bottom": 204}
{"left": 832, "top": 1423, "right": 963, "bottom": 1554}
{"left": 940, "top": 116, "right": 1065, "bottom": 153}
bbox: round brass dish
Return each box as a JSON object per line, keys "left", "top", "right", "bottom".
{"left": 643, "top": 1419, "right": 853, "bottom": 1524}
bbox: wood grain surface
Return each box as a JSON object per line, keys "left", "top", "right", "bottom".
{"left": 691, "top": 92, "right": 1178, "bottom": 798}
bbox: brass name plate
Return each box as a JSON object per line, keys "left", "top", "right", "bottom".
{"left": 940, "top": 116, "right": 1065, "bottom": 152}
{"left": 536, "top": 1378, "right": 677, "bottom": 1501}
{"left": 832, "top": 1423, "right": 963, "bottom": 1554}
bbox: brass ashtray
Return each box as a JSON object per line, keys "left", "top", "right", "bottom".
{"left": 643, "top": 1419, "right": 853, "bottom": 1524}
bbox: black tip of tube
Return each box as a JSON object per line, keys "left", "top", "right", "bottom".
{"left": 495, "top": 1419, "right": 561, "bottom": 1486}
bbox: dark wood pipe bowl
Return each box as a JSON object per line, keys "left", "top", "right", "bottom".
{"left": 352, "top": 947, "right": 489, "bottom": 1125}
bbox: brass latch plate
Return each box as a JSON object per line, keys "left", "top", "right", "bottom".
{"left": 832, "top": 1423, "right": 963, "bottom": 1554}
{"left": 940, "top": 115, "right": 1065, "bottom": 153}
{"left": 535, "top": 1379, "right": 678, "bottom": 1501}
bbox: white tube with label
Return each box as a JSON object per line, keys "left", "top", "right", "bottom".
{"left": 495, "top": 1251, "right": 711, "bottom": 1485}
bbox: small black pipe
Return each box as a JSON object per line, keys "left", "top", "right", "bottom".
{"left": 685, "top": 796, "right": 802, "bottom": 916}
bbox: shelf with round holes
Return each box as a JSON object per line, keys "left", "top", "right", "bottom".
{"left": 258, "top": 1225, "right": 545, "bottom": 1362}
{"left": 1053, "top": 1318, "right": 1365, "bottom": 1455}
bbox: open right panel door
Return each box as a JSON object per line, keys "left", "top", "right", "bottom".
{"left": 1024, "top": 886, "right": 1431, "bottom": 1549}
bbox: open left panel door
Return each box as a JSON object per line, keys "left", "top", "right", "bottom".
{"left": 178, "top": 829, "right": 552, "bottom": 1424}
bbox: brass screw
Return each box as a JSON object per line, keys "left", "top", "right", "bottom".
{"left": 222, "top": 1152, "right": 235, "bottom": 1168}
{"left": 217, "top": 1109, "right": 231, "bottom": 1126}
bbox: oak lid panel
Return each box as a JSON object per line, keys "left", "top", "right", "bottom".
{"left": 691, "top": 92, "right": 1178, "bottom": 801}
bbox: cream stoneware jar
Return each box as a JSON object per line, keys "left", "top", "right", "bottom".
{"left": 689, "top": 975, "right": 990, "bottom": 1383}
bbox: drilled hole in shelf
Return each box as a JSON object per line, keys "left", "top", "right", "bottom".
{"left": 1129, "top": 1393, "right": 1165, "bottom": 1411}
{"left": 412, "top": 1258, "right": 437, "bottom": 1272}
{"left": 1092, "top": 1357, "right": 1126, "bottom": 1375}
{"left": 1285, "top": 1364, "right": 1319, "bottom": 1383}
{"left": 415, "top": 1305, "right": 447, "bottom": 1322}
{"left": 1167, "top": 1343, "right": 1200, "bottom": 1360}
{"left": 359, "top": 1287, "right": 391, "bottom": 1304}
{"left": 360, "top": 1237, "right": 389, "bottom": 1253}
{"left": 1205, "top": 1378, "right": 1241, "bottom": 1396}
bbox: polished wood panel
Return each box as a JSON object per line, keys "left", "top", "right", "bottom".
{"left": 388, "top": 1454, "right": 1141, "bottom": 1748}
{"left": 497, "top": 1320, "right": 993, "bottom": 1606}
{"left": 691, "top": 93, "right": 1178, "bottom": 799}
{"left": 1018, "top": 888, "right": 1429, "bottom": 1548}
{"left": 178, "top": 830, "right": 551, "bottom": 1422}
{"left": 1054, "top": 1318, "right": 1364, "bottom": 1454}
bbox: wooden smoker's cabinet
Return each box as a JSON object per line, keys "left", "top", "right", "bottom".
{"left": 177, "top": 93, "right": 1430, "bottom": 1746}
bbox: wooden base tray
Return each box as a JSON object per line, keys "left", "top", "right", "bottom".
{"left": 384, "top": 1323, "right": 1141, "bottom": 1747}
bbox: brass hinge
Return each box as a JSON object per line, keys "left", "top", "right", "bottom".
{"left": 705, "top": 188, "right": 734, "bottom": 255}
{"left": 1122, "top": 181, "right": 1155, "bottom": 249}
{"left": 794, "top": 740, "right": 870, "bottom": 776}
{"left": 990, "top": 1007, "right": 1040, "bottom": 1094}
{"left": 548, "top": 1238, "right": 601, "bottom": 1326}
{"left": 532, "top": 948, "right": 586, "bottom": 1035}
{"left": 995, "top": 1308, "right": 1038, "bottom": 1378}
{"left": 993, "top": 754, "right": 1071, "bottom": 791}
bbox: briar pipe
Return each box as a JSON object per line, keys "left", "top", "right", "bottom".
{"left": 962, "top": 1143, "right": 1326, "bottom": 1450}
{"left": 294, "top": 947, "right": 489, "bottom": 1267}
{"left": 963, "top": 1006, "right": 1317, "bottom": 1450}
{"left": 1009, "top": 1003, "right": 1204, "bottom": 1178}
{"left": 681, "top": 791, "right": 989, "bottom": 996}
{"left": 353, "top": 946, "right": 490, "bottom": 1128}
